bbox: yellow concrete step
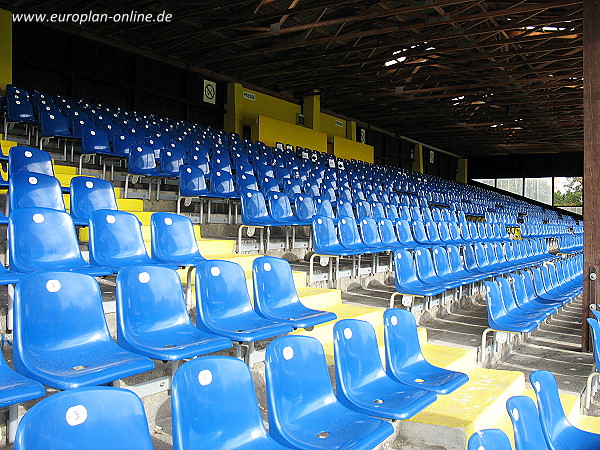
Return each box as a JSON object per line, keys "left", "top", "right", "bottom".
{"left": 53, "top": 164, "right": 77, "bottom": 175}
{"left": 296, "top": 286, "right": 342, "bottom": 309}
{"left": 116, "top": 198, "right": 145, "bottom": 211}
{"left": 55, "top": 172, "right": 80, "bottom": 187}
{"left": 0, "top": 139, "right": 17, "bottom": 155}
{"left": 196, "top": 238, "right": 236, "bottom": 256}
{"left": 141, "top": 224, "right": 202, "bottom": 242}
{"left": 575, "top": 414, "right": 600, "bottom": 433}
{"left": 421, "top": 344, "right": 478, "bottom": 375}
{"left": 490, "top": 388, "right": 581, "bottom": 447}
{"left": 402, "top": 368, "right": 525, "bottom": 449}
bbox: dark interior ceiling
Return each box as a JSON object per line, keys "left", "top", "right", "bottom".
{"left": 2, "top": 0, "right": 584, "bottom": 157}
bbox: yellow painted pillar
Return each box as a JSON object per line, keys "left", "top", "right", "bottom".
{"left": 457, "top": 158, "right": 468, "bottom": 183}
{"left": 224, "top": 82, "right": 243, "bottom": 136}
{"left": 346, "top": 120, "right": 357, "bottom": 141}
{"left": 412, "top": 143, "right": 424, "bottom": 173}
{"left": 0, "top": 9, "right": 11, "bottom": 91}
{"left": 303, "top": 93, "right": 320, "bottom": 131}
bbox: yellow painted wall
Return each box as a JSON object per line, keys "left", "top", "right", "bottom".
{"left": 320, "top": 113, "right": 347, "bottom": 139}
{"left": 254, "top": 115, "right": 328, "bottom": 153}
{"left": 0, "top": 9, "right": 12, "bottom": 90}
{"left": 457, "top": 158, "right": 468, "bottom": 183}
{"left": 333, "top": 135, "right": 374, "bottom": 163}
{"left": 240, "top": 87, "right": 301, "bottom": 129}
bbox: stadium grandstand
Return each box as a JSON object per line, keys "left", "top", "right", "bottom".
{"left": 0, "top": 0, "right": 597, "bottom": 448}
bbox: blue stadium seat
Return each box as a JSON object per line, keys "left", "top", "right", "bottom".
{"left": 69, "top": 176, "right": 118, "bottom": 223}
{"left": 13, "top": 271, "right": 154, "bottom": 389}
{"left": 530, "top": 370, "right": 600, "bottom": 449}
{"left": 112, "top": 133, "right": 136, "bottom": 157}
{"left": 265, "top": 335, "right": 394, "bottom": 449}
{"left": 393, "top": 249, "right": 447, "bottom": 299}
{"left": 266, "top": 191, "right": 309, "bottom": 225}
{"left": 338, "top": 217, "right": 377, "bottom": 254}
{"left": 9, "top": 208, "right": 112, "bottom": 276}
{"left": 496, "top": 277, "right": 548, "bottom": 323}
{"left": 0, "top": 351, "right": 44, "bottom": 408}
{"left": 9, "top": 146, "right": 53, "bottom": 176}
{"left": 384, "top": 309, "right": 468, "bottom": 394}
{"left": 357, "top": 216, "right": 395, "bottom": 252}
{"left": 171, "top": 356, "right": 288, "bottom": 450}
{"left": 116, "top": 265, "right": 232, "bottom": 360}
{"left": 467, "top": 429, "right": 512, "bottom": 450}
{"left": 158, "top": 147, "right": 185, "bottom": 176}
{"left": 125, "top": 145, "right": 170, "bottom": 198}
{"left": 150, "top": 212, "right": 205, "bottom": 266}
{"left": 241, "top": 189, "right": 275, "bottom": 226}
{"left": 79, "top": 128, "right": 115, "bottom": 174}
{"left": 88, "top": 209, "right": 178, "bottom": 273}
{"left": 333, "top": 319, "right": 437, "bottom": 419}
{"left": 195, "top": 260, "right": 293, "bottom": 345}
{"left": 14, "top": 387, "right": 153, "bottom": 450}
{"left": 506, "top": 396, "right": 548, "bottom": 450}
{"left": 209, "top": 170, "right": 238, "bottom": 198}
{"left": 252, "top": 256, "right": 336, "bottom": 329}
{"left": 483, "top": 281, "right": 538, "bottom": 333}
{"left": 414, "top": 247, "right": 464, "bottom": 290}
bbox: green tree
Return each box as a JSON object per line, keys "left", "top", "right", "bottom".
{"left": 553, "top": 177, "right": 582, "bottom": 206}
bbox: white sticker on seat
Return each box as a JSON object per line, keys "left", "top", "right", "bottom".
{"left": 512, "top": 408, "right": 519, "bottom": 421}
{"left": 33, "top": 213, "right": 44, "bottom": 223}
{"left": 283, "top": 346, "right": 294, "bottom": 360}
{"left": 66, "top": 405, "right": 87, "bottom": 426}
{"left": 390, "top": 316, "right": 398, "bottom": 326}
{"left": 263, "top": 262, "right": 271, "bottom": 272}
{"left": 85, "top": 181, "right": 94, "bottom": 189}
{"left": 46, "top": 279, "right": 61, "bottom": 292}
{"left": 198, "top": 369, "right": 213, "bottom": 386}
{"left": 164, "top": 217, "right": 173, "bottom": 226}
{"left": 106, "top": 215, "right": 116, "bottom": 224}
{"left": 28, "top": 176, "right": 37, "bottom": 185}
{"left": 24, "top": 151, "right": 32, "bottom": 157}
{"left": 138, "top": 272, "right": 151, "bottom": 284}
{"left": 90, "top": 130, "right": 96, "bottom": 136}
{"left": 344, "top": 328, "right": 353, "bottom": 339}
{"left": 187, "top": 167, "right": 192, "bottom": 173}
{"left": 211, "top": 267, "right": 220, "bottom": 276}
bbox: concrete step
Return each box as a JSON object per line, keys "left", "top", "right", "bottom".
{"left": 0, "top": 139, "right": 17, "bottom": 155}
{"left": 575, "top": 414, "right": 600, "bottom": 433}
{"left": 397, "top": 368, "right": 525, "bottom": 449}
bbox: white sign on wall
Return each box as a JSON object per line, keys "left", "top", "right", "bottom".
{"left": 203, "top": 80, "right": 216, "bottom": 104}
{"left": 429, "top": 150, "right": 435, "bottom": 164}
{"left": 334, "top": 119, "right": 344, "bottom": 127}
{"left": 243, "top": 91, "right": 256, "bottom": 101}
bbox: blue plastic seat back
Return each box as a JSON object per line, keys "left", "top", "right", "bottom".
{"left": 588, "top": 318, "right": 600, "bottom": 370}
{"left": 70, "top": 176, "right": 118, "bottom": 221}
{"left": 431, "top": 246, "right": 454, "bottom": 278}
{"left": 282, "top": 178, "right": 302, "bottom": 197}
{"left": 294, "top": 194, "right": 316, "bottom": 221}
{"left": 425, "top": 220, "right": 442, "bottom": 243}
{"left": 9, "top": 146, "right": 54, "bottom": 176}
{"left": 334, "top": 319, "right": 386, "bottom": 393}
{"left": 530, "top": 370, "right": 578, "bottom": 445}
{"left": 412, "top": 220, "right": 430, "bottom": 243}
{"left": 88, "top": 209, "right": 150, "bottom": 268}
{"left": 394, "top": 249, "right": 420, "bottom": 285}
{"left": 13, "top": 271, "right": 120, "bottom": 377}
{"left": 210, "top": 170, "right": 237, "bottom": 196}
{"left": 356, "top": 201, "right": 372, "bottom": 218}
{"left": 336, "top": 199, "right": 355, "bottom": 218}
{"left": 195, "top": 260, "right": 255, "bottom": 329}
{"left": 171, "top": 356, "right": 282, "bottom": 450}
{"left": 159, "top": 147, "right": 185, "bottom": 175}
{"left": 378, "top": 218, "right": 399, "bottom": 246}
{"left": 264, "top": 335, "right": 340, "bottom": 442}
{"left": 112, "top": 134, "right": 136, "bottom": 157}
{"left": 144, "top": 137, "right": 165, "bottom": 160}
{"left": 241, "top": 189, "right": 271, "bottom": 223}
{"left": 40, "top": 110, "right": 71, "bottom": 136}
{"left": 396, "top": 219, "right": 418, "bottom": 245}
{"left": 115, "top": 265, "right": 202, "bottom": 344}
{"left": 384, "top": 308, "right": 431, "bottom": 372}
{"left": 358, "top": 216, "right": 383, "bottom": 247}
{"left": 9, "top": 172, "right": 65, "bottom": 213}
{"left": 314, "top": 196, "right": 334, "bottom": 218}
{"left": 151, "top": 212, "right": 203, "bottom": 263}
{"left": 179, "top": 165, "right": 208, "bottom": 196}
{"left": 414, "top": 247, "right": 440, "bottom": 280}
{"left": 6, "top": 96, "right": 35, "bottom": 122}
{"left": 253, "top": 256, "right": 303, "bottom": 313}
{"left": 266, "top": 192, "right": 294, "bottom": 222}
{"left": 339, "top": 217, "right": 365, "bottom": 248}
{"left": 129, "top": 145, "right": 158, "bottom": 173}
{"left": 312, "top": 215, "right": 341, "bottom": 251}
{"left": 467, "top": 429, "right": 512, "bottom": 450}
{"left": 506, "top": 396, "right": 549, "bottom": 450}
{"left": 371, "top": 203, "right": 386, "bottom": 220}
{"left": 483, "top": 281, "right": 509, "bottom": 321}
{"left": 9, "top": 208, "right": 88, "bottom": 273}
{"left": 14, "top": 387, "right": 153, "bottom": 450}
{"left": 237, "top": 173, "right": 259, "bottom": 191}
{"left": 81, "top": 128, "right": 112, "bottom": 155}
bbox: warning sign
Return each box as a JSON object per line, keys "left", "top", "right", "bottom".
{"left": 203, "top": 80, "right": 216, "bottom": 104}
